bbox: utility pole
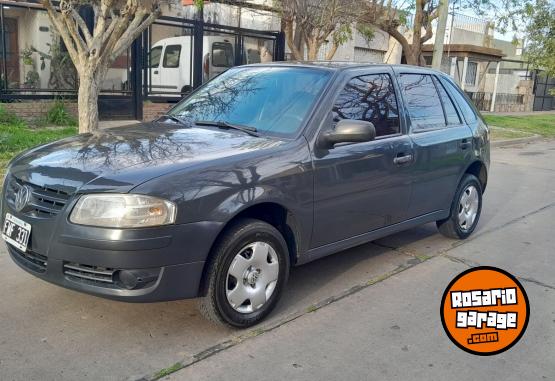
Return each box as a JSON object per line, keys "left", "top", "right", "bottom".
{"left": 432, "top": 0, "right": 450, "bottom": 70}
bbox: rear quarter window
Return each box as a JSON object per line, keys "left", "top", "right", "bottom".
{"left": 435, "top": 78, "right": 461, "bottom": 125}
{"left": 442, "top": 79, "right": 479, "bottom": 123}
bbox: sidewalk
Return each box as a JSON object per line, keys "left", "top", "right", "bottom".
{"left": 169, "top": 205, "right": 555, "bottom": 380}
{"left": 98, "top": 120, "right": 140, "bottom": 129}
{"left": 164, "top": 141, "right": 555, "bottom": 381}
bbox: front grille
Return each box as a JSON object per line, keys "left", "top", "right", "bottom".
{"left": 8, "top": 245, "right": 47, "bottom": 273}
{"left": 5, "top": 176, "right": 71, "bottom": 218}
{"left": 63, "top": 262, "right": 118, "bottom": 288}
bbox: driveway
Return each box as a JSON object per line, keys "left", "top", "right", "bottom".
{"left": 0, "top": 140, "right": 554, "bottom": 381}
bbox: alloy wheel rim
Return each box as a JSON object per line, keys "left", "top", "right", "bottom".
{"left": 226, "top": 241, "right": 279, "bottom": 314}
{"left": 458, "top": 185, "right": 479, "bottom": 231}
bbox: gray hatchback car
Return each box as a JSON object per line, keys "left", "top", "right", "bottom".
{"left": 2, "top": 63, "right": 489, "bottom": 327}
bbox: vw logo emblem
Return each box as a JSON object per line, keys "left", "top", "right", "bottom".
{"left": 14, "top": 185, "right": 32, "bottom": 212}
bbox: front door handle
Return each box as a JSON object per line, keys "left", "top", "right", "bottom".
{"left": 393, "top": 154, "right": 413, "bottom": 165}
{"left": 460, "top": 139, "right": 472, "bottom": 150}
{"left": 153, "top": 70, "right": 159, "bottom": 75}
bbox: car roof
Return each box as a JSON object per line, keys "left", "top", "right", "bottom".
{"left": 244, "top": 61, "right": 447, "bottom": 76}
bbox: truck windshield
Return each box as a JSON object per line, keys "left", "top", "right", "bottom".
{"left": 170, "top": 66, "right": 332, "bottom": 137}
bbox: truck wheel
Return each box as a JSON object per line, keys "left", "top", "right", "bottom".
{"left": 198, "top": 219, "right": 290, "bottom": 328}
{"left": 437, "top": 174, "right": 482, "bottom": 240}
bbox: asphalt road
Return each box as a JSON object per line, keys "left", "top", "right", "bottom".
{"left": 0, "top": 140, "right": 554, "bottom": 381}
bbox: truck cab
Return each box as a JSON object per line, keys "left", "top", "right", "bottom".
{"left": 148, "top": 35, "right": 235, "bottom": 96}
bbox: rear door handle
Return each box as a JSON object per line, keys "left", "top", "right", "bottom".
{"left": 153, "top": 70, "right": 159, "bottom": 75}
{"left": 460, "top": 139, "right": 472, "bottom": 150}
{"left": 393, "top": 154, "right": 413, "bottom": 165}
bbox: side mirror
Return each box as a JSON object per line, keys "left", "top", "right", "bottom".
{"left": 318, "top": 120, "right": 376, "bottom": 149}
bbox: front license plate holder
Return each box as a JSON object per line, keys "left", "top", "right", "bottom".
{"left": 2, "top": 213, "right": 31, "bottom": 252}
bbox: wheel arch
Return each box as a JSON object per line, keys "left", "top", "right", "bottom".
{"left": 464, "top": 160, "right": 488, "bottom": 193}
{"left": 197, "top": 202, "right": 301, "bottom": 296}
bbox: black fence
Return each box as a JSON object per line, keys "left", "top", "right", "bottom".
{"left": 533, "top": 71, "right": 555, "bottom": 111}
{"left": 0, "top": 2, "right": 285, "bottom": 120}
{"left": 464, "top": 92, "right": 525, "bottom": 112}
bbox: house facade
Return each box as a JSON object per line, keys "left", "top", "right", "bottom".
{"left": 1, "top": 1, "right": 551, "bottom": 122}
{"left": 422, "top": 13, "right": 540, "bottom": 112}
{"left": 0, "top": 0, "right": 285, "bottom": 121}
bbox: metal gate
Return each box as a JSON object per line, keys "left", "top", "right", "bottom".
{"left": 533, "top": 72, "right": 555, "bottom": 111}
{"left": 0, "top": 2, "right": 284, "bottom": 121}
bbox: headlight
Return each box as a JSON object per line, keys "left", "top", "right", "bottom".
{"left": 70, "top": 194, "right": 177, "bottom": 228}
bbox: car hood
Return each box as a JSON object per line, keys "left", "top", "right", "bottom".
{"left": 9, "top": 122, "right": 285, "bottom": 194}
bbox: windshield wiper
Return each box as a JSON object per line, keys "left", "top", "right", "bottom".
{"left": 158, "top": 114, "right": 192, "bottom": 126}
{"left": 195, "top": 120, "right": 259, "bottom": 137}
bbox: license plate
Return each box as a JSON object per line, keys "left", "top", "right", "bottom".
{"left": 2, "top": 213, "right": 31, "bottom": 252}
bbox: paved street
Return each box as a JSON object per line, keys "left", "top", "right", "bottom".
{"left": 0, "top": 140, "right": 554, "bottom": 381}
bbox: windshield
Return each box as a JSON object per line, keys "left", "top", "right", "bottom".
{"left": 169, "top": 66, "right": 332, "bottom": 137}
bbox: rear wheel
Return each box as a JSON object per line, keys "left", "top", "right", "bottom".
{"left": 437, "top": 174, "right": 482, "bottom": 240}
{"left": 198, "top": 219, "right": 290, "bottom": 327}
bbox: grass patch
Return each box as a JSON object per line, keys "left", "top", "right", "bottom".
{"left": 306, "top": 305, "right": 318, "bottom": 313}
{"left": 44, "top": 100, "right": 77, "bottom": 127}
{"left": 0, "top": 104, "right": 22, "bottom": 125}
{"left": 153, "top": 362, "right": 183, "bottom": 380}
{"left": 489, "top": 126, "right": 534, "bottom": 141}
{"left": 484, "top": 114, "right": 555, "bottom": 138}
{"left": 0, "top": 117, "right": 76, "bottom": 177}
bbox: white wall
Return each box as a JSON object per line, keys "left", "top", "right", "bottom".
{"left": 315, "top": 27, "right": 401, "bottom": 64}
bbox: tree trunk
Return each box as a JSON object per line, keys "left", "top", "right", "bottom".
{"left": 325, "top": 42, "right": 339, "bottom": 60}
{"left": 307, "top": 39, "right": 320, "bottom": 61}
{"left": 77, "top": 70, "right": 101, "bottom": 134}
{"left": 404, "top": 47, "right": 420, "bottom": 66}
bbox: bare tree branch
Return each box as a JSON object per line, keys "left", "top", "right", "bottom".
{"left": 71, "top": 8, "right": 93, "bottom": 45}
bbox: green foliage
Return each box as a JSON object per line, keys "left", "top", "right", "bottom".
{"left": 0, "top": 104, "right": 23, "bottom": 126}
{"left": 45, "top": 100, "right": 77, "bottom": 127}
{"left": 24, "top": 71, "right": 40, "bottom": 88}
{"left": 20, "top": 47, "right": 34, "bottom": 66}
{"left": 0, "top": 117, "right": 76, "bottom": 177}
{"left": 461, "top": 0, "right": 533, "bottom": 34}
{"left": 333, "top": 24, "right": 354, "bottom": 46}
{"left": 525, "top": 0, "right": 555, "bottom": 77}
{"left": 356, "top": 24, "right": 375, "bottom": 45}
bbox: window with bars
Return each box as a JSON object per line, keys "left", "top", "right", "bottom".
{"left": 465, "top": 62, "right": 478, "bottom": 86}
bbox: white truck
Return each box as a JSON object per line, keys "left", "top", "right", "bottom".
{"left": 148, "top": 35, "right": 270, "bottom": 96}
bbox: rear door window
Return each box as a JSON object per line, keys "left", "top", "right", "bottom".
{"left": 332, "top": 73, "right": 401, "bottom": 138}
{"left": 398, "top": 74, "right": 446, "bottom": 131}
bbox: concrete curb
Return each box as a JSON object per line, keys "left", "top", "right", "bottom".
{"left": 491, "top": 134, "right": 543, "bottom": 148}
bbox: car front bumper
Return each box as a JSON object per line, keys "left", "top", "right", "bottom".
{"left": 3, "top": 196, "right": 223, "bottom": 303}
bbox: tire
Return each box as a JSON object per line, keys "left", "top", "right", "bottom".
{"left": 198, "top": 218, "right": 290, "bottom": 328}
{"left": 437, "top": 174, "right": 483, "bottom": 240}
{"left": 180, "top": 85, "right": 193, "bottom": 97}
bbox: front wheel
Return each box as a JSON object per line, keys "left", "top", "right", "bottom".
{"left": 437, "top": 174, "right": 483, "bottom": 240}
{"left": 198, "top": 219, "right": 290, "bottom": 327}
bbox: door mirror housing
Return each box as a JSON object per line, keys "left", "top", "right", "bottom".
{"left": 319, "top": 120, "right": 376, "bottom": 149}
